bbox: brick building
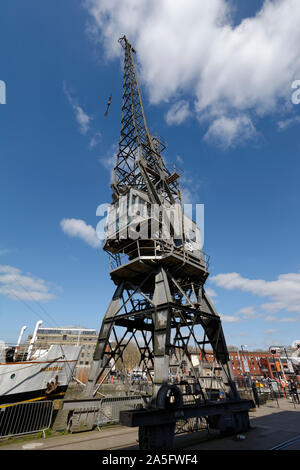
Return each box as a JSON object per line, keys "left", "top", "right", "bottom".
{"left": 228, "top": 349, "right": 294, "bottom": 381}
{"left": 190, "top": 348, "right": 296, "bottom": 383}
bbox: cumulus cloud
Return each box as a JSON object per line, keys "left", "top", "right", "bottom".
{"left": 0, "top": 265, "right": 57, "bottom": 302}
{"left": 84, "top": 0, "right": 300, "bottom": 146}
{"left": 205, "top": 287, "right": 217, "bottom": 298}
{"left": 180, "top": 171, "right": 203, "bottom": 204}
{"left": 176, "top": 155, "right": 184, "bottom": 166}
{"left": 211, "top": 272, "right": 300, "bottom": 315}
{"left": 0, "top": 249, "right": 11, "bottom": 256}
{"left": 264, "top": 328, "right": 279, "bottom": 335}
{"left": 203, "top": 115, "right": 258, "bottom": 149}
{"left": 99, "top": 143, "right": 118, "bottom": 182}
{"left": 63, "top": 81, "right": 92, "bottom": 135}
{"left": 60, "top": 218, "right": 100, "bottom": 248}
{"left": 220, "top": 314, "right": 240, "bottom": 323}
{"left": 265, "top": 315, "right": 298, "bottom": 323}
{"left": 89, "top": 131, "right": 102, "bottom": 148}
{"left": 277, "top": 115, "right": 300, "bottom": 131}
{"left": 236, "top": 306, "right": 258, "bottom": 318}
{"left": 165, "top": 100, "right": 191, "bottom": 125}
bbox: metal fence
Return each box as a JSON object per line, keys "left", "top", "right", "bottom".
{"left": 234, "top": 377, "right": 300, "bottom": 408}
{"left": 66, "top": 395, "right": 144, "bottom": 432}
{"left": 0, "top": 400, "right": 54, "bottom": 439}
{"left": 96, "top": 396, "right": 144, "bottom": 426}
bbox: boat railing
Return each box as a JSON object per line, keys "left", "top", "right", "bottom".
{"left": 2, "top": 342, "right": 79, "bottom": 363}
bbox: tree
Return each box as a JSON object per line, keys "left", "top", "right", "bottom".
{"left": 112, "top": 341, "right": 141, "bottom": 371}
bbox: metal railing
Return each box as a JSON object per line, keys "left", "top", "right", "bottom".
{"left": 108, "top": 239, "right": 209, "bottom": 272}
{"left": 0, "top": 400, "right": 54, "bottom": 439}
{"left": 95, "top": 395, "right": 144, "bottom": 427}
{"left": 66, "top": 395, "right": 145, "bottom": 433}
{"left": 234, "top": 377, "right": 300, "bottom": 408}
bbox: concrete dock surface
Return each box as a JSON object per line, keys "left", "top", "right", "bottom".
{"left": 1, "top": 398, "right": 300, "bottom": 451}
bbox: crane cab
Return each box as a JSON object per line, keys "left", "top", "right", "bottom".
{"left": 104, "top": 188, "right": 204, "bottom": 267}
{"left": 104, "top": 188, "right": 159, "bottom": 252}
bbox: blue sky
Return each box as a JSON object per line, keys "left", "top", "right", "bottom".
{"left": 1, "top": 0, "right": 300, "bottom": 350}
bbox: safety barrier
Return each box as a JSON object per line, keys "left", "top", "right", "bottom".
{"left": 0, "top": 400, "right": 54, "bottom": 439}
{"left": 67, "top": 406, "right": 101, "bottom": 433}
{"left": 66, "top": 395, "right": 145, "bottom": 432}
{"left": 95, "top": 395, "right": 144, "bottom": 427}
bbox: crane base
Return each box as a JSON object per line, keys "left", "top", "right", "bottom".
{"left": 120, "top": 399, "right": 254, "bottom": 449}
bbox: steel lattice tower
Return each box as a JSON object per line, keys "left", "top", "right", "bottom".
{"left": 84, "top": 37, "right": 252, "bottom": 447}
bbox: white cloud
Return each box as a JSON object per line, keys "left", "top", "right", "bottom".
{"left": 277, "top": 115, "right": 300, "bottom": 131}
{"left": 236, "top": 306, "right": 258, "bottom": 318}
{"left": 181, "top": 186, "right": 194, "bottom": 205}
{"left": 180, "top": 172, "right": 203, "bottom": 204}
{"left": 63, "top": 81, "right": 92, "bottom": 135}
{"left": 265, "top": 315, "right": 298, "bottom": 323}
{"left": 277, "top": 317, "right": 297, "bottom": 323}
{"left": 205, "top": 287, "right": 217, "bottom": 298}
{"left": 211, "top": 272, "right": 300, "bottom": 315}
{"left": 0, "top": 265, "right": 57, "bottom": 302}
{"left": 265, "top": 315, "right": 276, "bottom": 322}
{"left": 89, "top": 131, "right": 102, "bottom": 148}
{"left": 203, "top": 114, "right": 258, "bottom": 149}
{"left": 84, "top": 0, "right": 300, "bottom": 146}
{"left": 220, "top": 314, "right": 240, "bottom": 323}
{"left": 165, "top": 100, "right": 191, "bottom": 125}
{"left": 99, "top": 143, "right": 118, "bottom": 182}
{"left": 264, "top": 328, "right": 279, "bottom": 335}
{"left": 60, "top": 218, "right": 100, "bottom": 248}
{"left": 0, "top": 249, "right": 10, "bottom": 256}
{"left": 175, "top": 155, "right": 184, "bottom": 166}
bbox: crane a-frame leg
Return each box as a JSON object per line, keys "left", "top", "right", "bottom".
{"left": 86, "top": 264, "right": 240, "bottom": 402}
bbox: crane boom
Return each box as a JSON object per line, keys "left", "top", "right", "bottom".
{"left": 112, "top": 36, "right": 178, "bottom": 205}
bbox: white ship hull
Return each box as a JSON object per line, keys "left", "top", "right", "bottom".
{"left": 0, "top": 345, "right": 81, "bottom": 406}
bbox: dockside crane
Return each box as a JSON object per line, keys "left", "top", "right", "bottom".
{"left": 85, "top": 36, "right": 253, "bottom": 449}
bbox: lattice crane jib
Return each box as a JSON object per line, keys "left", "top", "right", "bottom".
{"left": 112, "top": 36, "right": 178, "bottom": 206}
{"left": 85, "top": 36, "right": 239, "bottom": 405}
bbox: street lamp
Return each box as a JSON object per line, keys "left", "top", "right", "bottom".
{"left": 230, "top": 345, "right": 243, "bottom": 385}
{"left": 234, "top": 345, "right": 243, "bottom": 380}
{"left": 241, "top": 345, "right": 251, "bottom": 388}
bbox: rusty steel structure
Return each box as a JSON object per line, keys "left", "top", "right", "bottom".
{"left": 85, "top": 36, "right": 253, "bottom": 449}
